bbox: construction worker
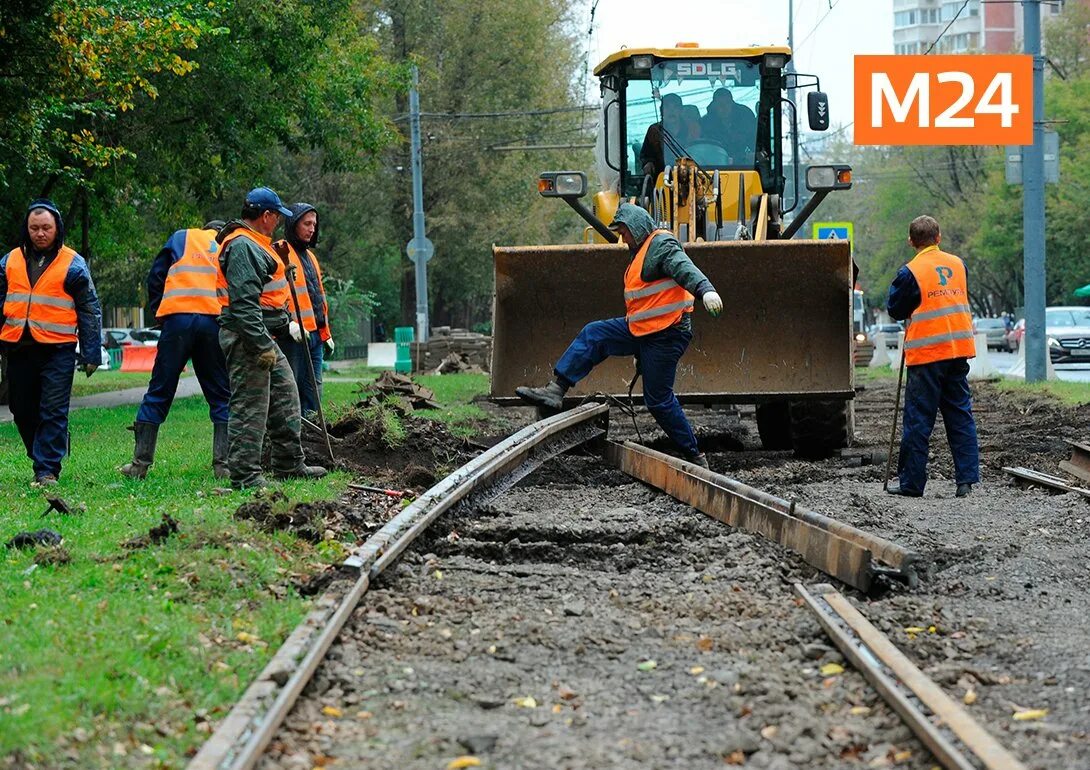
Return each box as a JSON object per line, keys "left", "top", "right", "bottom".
{"left": 516, "top": 203, "right": 722, "bottom": 468}
{"left": 216, "top": 187, "right": 327, "bottom": 489}
{"left": 275, "top": 204, "right": 333, "bottom": 417}
{"left": 120, "top": 221, "right": 230, "bottom": 479}
{"left": 886, "top": 215, "right": 979, "bottom": 498}
{"left": 0, "top": 198, "right": 102, "bottom": 485}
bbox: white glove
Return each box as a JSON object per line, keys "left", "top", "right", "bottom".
{"left": 289, "top": 321, "right": 303, "bottom": 342}
{"left": 323, "top": 337, "right": 335, "bottom": 356}
{"left": 703, "top": 291, "right": 723, "bottom": 318}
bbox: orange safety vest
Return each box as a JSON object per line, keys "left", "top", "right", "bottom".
{"left": 280, "top": 242, "right": 331, "bottom": 341}
{"left": 623, "top": 229, "right": 694, "bottom": 336}
{"left": 903, "top": 245, "right": 976, "bottom": 365}
{"left": 157, "top": 228, "right": 222, "bottom": 318}
{"left": 1, "top": 246, "right": 79, "bottom": 344}
{"left": 215, "top": 227, "right": 290, "bottom": 311}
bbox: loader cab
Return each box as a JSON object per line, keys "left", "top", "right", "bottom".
{"left": 595, "top": 47, "right": 788, "bottom": 203}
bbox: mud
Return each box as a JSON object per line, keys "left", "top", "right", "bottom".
{"left": 254, "top": 380, "right": 1089, "bottom": 769}
{"left": 121, "top": 514, "right": 179, "bottom": 549}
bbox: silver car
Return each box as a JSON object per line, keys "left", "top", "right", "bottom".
{"left": 1046, "top": 306, "right": 1090, "bottom": 363}
{"left": 973, "top": 317, "right": 1010, "bottom": 351}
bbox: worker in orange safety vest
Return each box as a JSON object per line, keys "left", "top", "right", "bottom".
{"left": 121, "top": 221, "right": 231, "bottom": 480}
{"left": 0, "top": 198, "right": 102, "bottom": 485}
{"left": 886, "top": 214, "right": 979, "bottom": 498}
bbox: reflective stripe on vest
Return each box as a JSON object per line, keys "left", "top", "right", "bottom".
{"left": 0, "top": 246, "right": 80, "bottom": 344}
{"left": 904, "top": 245, "right": 976, "bottom": 365}
{"left": 623, "top": 229, "right": 694, "bottom": 337}
{"left": 278, "top": 242, "right": 327, "bottom": 333}
{"left": 157, "top": 228, "right": 222, "bottom": 318}
{"left": 216, "top": 228, "right": 290, "bottom": 311}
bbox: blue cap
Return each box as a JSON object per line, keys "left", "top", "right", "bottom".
{"left": 245, "top": 187, "right": 293, "bottom": 217}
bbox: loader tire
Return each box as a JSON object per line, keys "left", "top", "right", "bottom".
{"left": 755, "top": 401, "right": 793, "bottom": 451}
{"left": 788, "top": 399, "right": 854, "bottom": 459}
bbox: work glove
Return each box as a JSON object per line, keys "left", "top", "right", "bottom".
{"left": 81, "top": 363, "right": 98, "bottom": 378}
{"left": 703, "top": 291, "right": 723, "bottom": 318}
{"left": 323, "top": 337, "right": 335, "bottom": 357}
{"left": 257, "top": 348, "right": 277, "bottom": 371}
{"left": 289, "top": 321, "right": 303, "bottom": 342}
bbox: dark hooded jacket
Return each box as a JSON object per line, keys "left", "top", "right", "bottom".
{"left": 284, "top": 203, "right": 327, "bottom": 332}
{"left": 611, "top": 202, "right": 714, "bottom": 296}
{"left": 0, "top": 199, "right": 102, "bottom": 363}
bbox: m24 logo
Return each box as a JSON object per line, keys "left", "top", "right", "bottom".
{"left": 854, "top": 55, "right": 1032, "bottom": 146}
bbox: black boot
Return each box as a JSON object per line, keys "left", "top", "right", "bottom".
{"left": 956, "top": 482, "right": 972, "bottom": 498}
{"left": 515, "top": 380, "right": 568, "bottom": 411}
{"left": 212, "top": 422, "right": 230, "bottom": 480}
{"left": 686, "top": 452, "right": 710, "bottom": 469}
{"left": 120, "top": 422, "right": 159, "bottom": 479}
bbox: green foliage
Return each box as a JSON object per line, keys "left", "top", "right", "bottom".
{"left": 325, "top": 278, "right": 378, "bottom": 347}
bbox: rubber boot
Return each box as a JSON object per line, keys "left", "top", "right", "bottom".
{"left": 120, "top": 422, "right": 159, "bottom": 479}
{"left": 515, "top": 380, "right": 568, "bottom": 411}
{"left": 686, "top": 452, "right": 710, "bottom": 469}
{"left": 212, "top": 422, "right": 230, "bottom": 480}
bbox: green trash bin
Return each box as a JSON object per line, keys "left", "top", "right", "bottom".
{"left": 394, "top": 326, "right": 414, "bottom": 373}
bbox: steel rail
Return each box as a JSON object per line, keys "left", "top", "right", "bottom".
{"left": 605, "top": 440, "right": 922, "bottom": 593}
{"left": 188, "top": 403, "right": 609, "bottom": 770}
{"left": 797, "top": 583, "right": 1028, "bottom": 770}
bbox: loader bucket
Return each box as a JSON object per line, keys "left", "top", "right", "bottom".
{"left": 491, "top": 239, "right": 854, "bottom": 403}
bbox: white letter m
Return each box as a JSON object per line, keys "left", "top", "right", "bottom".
{"left": 871, "top": 72, "right": 929, "bottom": 128}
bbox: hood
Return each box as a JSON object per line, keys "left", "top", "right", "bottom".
{"left": 285, "top": 203, "right": 319, "bottom": 252}
{"left": 22, "top": 198, "right": 65, "bottom": 256}
{"left": 609, "top": 203, "right": 655, "bottom": 247}
{"left": 215, "top": 220, "right": 247, "bottom": 244}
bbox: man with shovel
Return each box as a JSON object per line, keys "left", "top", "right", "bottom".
{"left": 885, "top": 215, "right": 979, "bottom": 498}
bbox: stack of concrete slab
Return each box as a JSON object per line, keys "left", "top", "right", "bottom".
{"left": 411, "top": 327, "right": 492, "bottom": 373}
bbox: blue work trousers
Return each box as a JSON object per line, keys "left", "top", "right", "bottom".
{"left": 6, "top": 342, "right": 76, "bottom": 478}
{"left": 278, "top": 329, "right": 324, "bottom": 416}
{"left": 898, "top": 357, "right": 980, "bottom": 494}
{"left": 136, "top": 313, "right": 230, "bottom": 425}
{"left": 555, "top": 317, "right": 699, "bottom": 456}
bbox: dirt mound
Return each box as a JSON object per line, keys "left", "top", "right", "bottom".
{"left": 235, "top": 491, "right": 328, "bottom": 543}
{"left": 304, "top": 397, "right": 474, "bottom": 486}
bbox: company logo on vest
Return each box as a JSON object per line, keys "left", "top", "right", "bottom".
{"left": 934, "top": 266, "right": 954, "bottom": 287}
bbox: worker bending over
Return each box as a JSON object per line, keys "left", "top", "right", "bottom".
{"left": 121, "top": 221, "right": 231, "bottom": 479}
{"left": 886, "top": 215, "right": 979, "bottom": 498}
{"left": 516, "top": 203, "right": 722, "bottom": 468}
{"left": 1, "top": 199, "right": 102, "bottom": 485}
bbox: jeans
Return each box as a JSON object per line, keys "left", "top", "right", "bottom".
{"left": 136, "top": 313, "right": 230, "bottom": 425}
{"left": 898, "top": 357, "right": 980, "bottom": 494}
{"left": 6, "top": 342, "right": 76, "bottom": 478}
{"left": 555, "top": 317, "right": 699, "bottom": 456}
{"left": 278, "top": 329, "right": 324, "bottom": 416}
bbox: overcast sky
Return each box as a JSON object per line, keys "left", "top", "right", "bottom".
{"left": 585, "top": 0, "right": 894, "bottom": 138}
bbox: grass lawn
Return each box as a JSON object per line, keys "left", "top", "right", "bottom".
{"left": 70, "top": 370, "right": 169, "bottom": 399}
{"left": 0, "top": 371, "right": 489, "bottom": 768}
{"left": 995, "top": 376, "right": 1090, "bottom": 406}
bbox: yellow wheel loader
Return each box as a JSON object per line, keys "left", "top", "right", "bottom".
{"left": 492, "top": 46, "right": 857, "bottom": 457}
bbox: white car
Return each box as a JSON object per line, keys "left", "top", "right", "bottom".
{"left": 1045, "top": 306, "right": 1090, "bottom": 364}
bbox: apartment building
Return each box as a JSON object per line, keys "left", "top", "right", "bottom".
{"left": 893, "top": 0, "right": 1067, "bottom": 55}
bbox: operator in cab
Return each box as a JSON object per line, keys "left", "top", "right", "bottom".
{"left": 700, "top": 88, "right": 756, "bottom": 161}
{"left": 638, "top": 93, "right": 686, "bottom": 178}
{"left": 515, "top": 203, "right": 723, "bottom": 468}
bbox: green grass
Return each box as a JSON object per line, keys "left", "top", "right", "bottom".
{"left": 995, "top": 377, "right": 1090, "bottom": 406}
{"left": 0, "top": 393, "right": 350, "bottom": 768}
{"left": 855, "top": 363, "right": 899, "bottom": 382}
{"left": 69, "top": 370, "right": 174, "bottom": 398}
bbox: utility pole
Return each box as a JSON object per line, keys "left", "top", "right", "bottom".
{"left": 786, "top": 0, "right": 797, "bottom": 217}
{"left": 1022, "top": 0, "right": 1046, "bottom": 382}
{"left": 407, "top": 65, "right": 433, "bottom": 343}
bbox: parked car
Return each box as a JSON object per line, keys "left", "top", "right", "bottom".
{"left": 74, "top": 343, "right": 111, "bottom": 370}
{"left": 103, "top": 327, "right": 157, "bottom": 348}
{"left": 973, "top": 317, "right": 1010, "bottom": 351}
{"left": 1045, "top": 306, "right": 1090, "bottom": 363}
{"left": 869, "top": 323, "right": 903, "bottom": 349}
{"left": 1005, "top": 318, "right": 1025, "bottom": 352}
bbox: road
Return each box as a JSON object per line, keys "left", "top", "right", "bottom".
{"left": 986, "top": 348, "right": 1090, "bottom": 383}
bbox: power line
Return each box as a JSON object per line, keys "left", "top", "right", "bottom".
{"left": 796, "top": 0, "right": 842, "bottom": 51}
{"left": 924, "top": 0, "right": 971, "bottom": 55}
{"left": 392, "top": 105, "right": 599, "bottom": 122}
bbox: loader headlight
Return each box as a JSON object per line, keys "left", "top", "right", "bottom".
{"left": 806, "top": 164, "right": 853, "bottom": 191}
{"left": 855, "top": 333, "right": 866, "bottom": 343}
{"left": 538, "top": 171, "right": 587, "bottom": 199}
{"left": 763, "top": 53, "right": 788, "bottom": 70}
{"left": 632, "top": 54, "right": 655, "bottom": 70}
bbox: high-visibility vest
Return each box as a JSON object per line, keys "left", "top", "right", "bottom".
{"left": 623, "top": 229, "right": 694, "bottom": 336}
{"left": 903, "top": 245, "right": 976, "bottom": 365}
{"left": 1, "top": 246, "right": 79, "bottom": 344}
{"left": 157, "top": 228, "right": 222, "bottom": 318}
{"left": 216, "top": 227, "right": 290, "bottom": 311}
{"left": 280, "top": 242, "right": 331, "bottom": 341}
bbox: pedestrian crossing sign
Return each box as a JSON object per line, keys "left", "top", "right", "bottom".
{"left": 812, "top": 221, "right": 853, "bottom": 253}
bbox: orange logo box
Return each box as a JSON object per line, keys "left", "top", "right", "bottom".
{"left": 854, "top": 55, "right": 1033, "bottom": 146}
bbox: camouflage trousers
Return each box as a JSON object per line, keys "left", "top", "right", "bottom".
{"left": 219, "top": 328, "right": 305, "bottom": 487}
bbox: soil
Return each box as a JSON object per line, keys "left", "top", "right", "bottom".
{"left": 253, "top": 380, "right": 1090, "bottom": 769}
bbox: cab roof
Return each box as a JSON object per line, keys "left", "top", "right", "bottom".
{"left": 593, "top": 46, "right": 792, "bottom": 76}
